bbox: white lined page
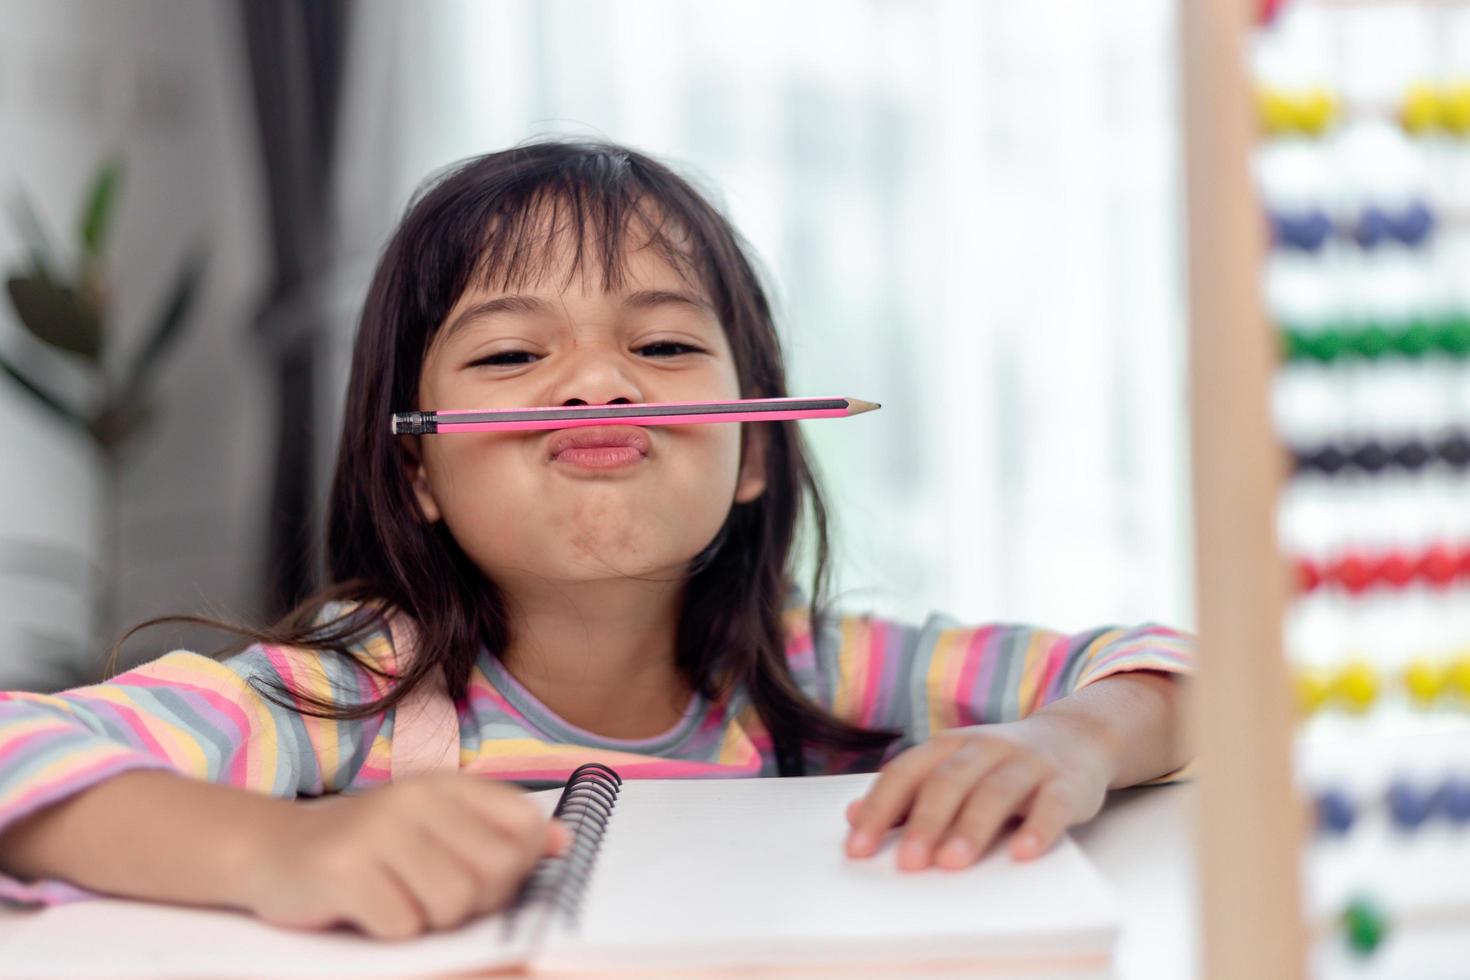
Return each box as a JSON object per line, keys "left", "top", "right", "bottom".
{"left": 535, "top": 772, "right": 1118, "bottom": 973}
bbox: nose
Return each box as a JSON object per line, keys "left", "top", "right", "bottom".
{"left": 548, "top": 344, "right": 645, "bottom": 408}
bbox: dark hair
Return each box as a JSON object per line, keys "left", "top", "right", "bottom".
{"left": 105, "top": 138, "right": 899, "bottom": 768}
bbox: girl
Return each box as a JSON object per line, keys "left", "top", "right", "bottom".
{"left": 0, "top": 139, "right": 1194, "bottom": 941}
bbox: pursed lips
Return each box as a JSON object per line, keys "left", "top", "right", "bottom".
{"left": 546, "top": 425, "right": 652, "bottom": 461}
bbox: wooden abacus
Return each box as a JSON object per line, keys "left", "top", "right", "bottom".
{"left": 1184, "top": 0, "right": 1470, "bottom": 976}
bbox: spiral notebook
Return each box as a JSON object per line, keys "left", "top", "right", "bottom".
{"left": 0, "top": 766, "right": 1120, "bottom": 978}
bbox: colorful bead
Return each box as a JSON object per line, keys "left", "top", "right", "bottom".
{"left": 1440, "top": 778, "right": 1470, "bottom": 823}
{"left": 1332, "top": 661, "right": 1379, "bottom": 712}
{"left": 1403, "top": 658, "right": 1446, "bottom": 704}
{"left": 1296, "top": 667, "right": 1333, "bottom": 715}
{"left": 1443, "top": 434, "right": 1470, "bottom": 468}
{"left": 1258, "top": 88, "right": 1299, "bottom": 134}
{"left": 1419, "top": 546, "right": 1458, "bottom": 586}
{"left": 1393, "top": 201, "right": 1434, "bottom": 245}
{"left": 1353, "top": 325, "right": 1393, "bottom": 358}
{"left": 1442, "top": 83, "right": 1470, "bottom": 134}
{"left": 1397, "top": 321, "right": 1435, "bottom": 358}
{"left": 1388, "top": 779, "right": 1434, "bottom": 830}
{"left": 1391, "top": 440, "right": 1430, "bottom": 470}
{"left": 1353, "top": 207, "right": 1393, "bottom": 248}
{"left": 1342, "top": 896, "right": 1388, "bottom": 956}
{"left": 1279, "top": 316, "right": 1470, "bottom": 363}
{"left": 1401, "top": 82, "right": 1442, "bottom": 133}
{"left": 1315, "top": 788, "right": 1356, "bottom": 835}
{"left": 1440, "top": 315, "right": 1470, "bottom": 355}
{"left": 1449, "top": 657, "right": 1470, "bottom": 699}
{"left": 1297, "top": 89, "right": 1336, "bottom": 133}
{"left": 1379, "top": 552, "right": 1415, "bottom": 587}
{"left": 1258, "top": 86, "right": 1337, "bottom": 134}
{"left": 1335, "top": 555, "right": 1376, "bottom": 595}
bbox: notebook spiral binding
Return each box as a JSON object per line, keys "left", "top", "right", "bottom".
{"left": 506, "top": 763, "right": 623, "bottom": 931}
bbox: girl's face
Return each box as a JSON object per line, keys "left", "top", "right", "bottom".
{"left": 407, "top": 230, "right": 766, "bottom": 594}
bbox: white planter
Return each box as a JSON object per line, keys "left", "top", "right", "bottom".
{"left": 0, "top": 360, "right": 107, "bottom": 693}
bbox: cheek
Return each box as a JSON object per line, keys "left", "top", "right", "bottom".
{"left": 420, "top": 423, "right": 747, "bottom": 577}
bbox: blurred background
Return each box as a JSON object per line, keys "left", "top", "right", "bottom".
{"left": 0, "top": 0, "right": 1192, "bottom": 691}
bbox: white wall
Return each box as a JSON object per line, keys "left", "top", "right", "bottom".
{"left": 331, "top": 0, "right": 1197, "bottom": 635}
{"left": 0, "top": 0, "right": 271, "bottom": 686}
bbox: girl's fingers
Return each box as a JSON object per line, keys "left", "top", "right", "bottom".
{"left": 354, "top": 859, "right": 429, "bottom": 940}
{"left": 451, "top": 779, "right": 552, "bottom": 849}
{"left": 1008, "top": 781, "right": 1076, "bottom": 861}
{"left": 382, "top": 823, "right": 487, "bottom": 931}
{"left": 421, "top": 802, "right": 547, "bottom": 914}
{"left": 895, "top": 742, "right": 1006, "bottom": 871}
{"left": 934, "top": 758, "right": 1045, "bottom": 870}
{"left": 845, "top": 741, "right": 960, "bottom": 858}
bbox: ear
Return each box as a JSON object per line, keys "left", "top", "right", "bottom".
{"left": 404, "top": 440, "right": 443, "bottom": 523}
{"left": 734, "top": 423, "right": 768, "bottom": 504}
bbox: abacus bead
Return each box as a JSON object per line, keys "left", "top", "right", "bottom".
{"left": 1296, "top": 668, "right": 1333, "bottom": 714}
{"left": 1403, "top": 658, "right": 1445, "bottom": 704}
{"left": 1420, "top": 545, "right": 1458, "bottom": 586}
{"left": 1354, "top": 206, "right": 1392, "bottom": 249}
{"left": 1354, "top": 324, "right": 1393, "bottom": 359}
{"left": 1352, "top": 441, "right": 1388, "bottom": 473}
{"left": 1388, "top": 778, "right": 1433, "bottom": 830}
{"left": 1281, "top": 329, "right": 1307, "bottom": 360}
{"left": 1336, "top": 554, "right": 1375, "bottom": 594}
{"left": 1297, "top": 559, "right": 1323, "bottom": 593}
{"left": 1343, "top": 896, "right": 1388, "bottom": 956}
{"left": 1393, "top": 202, "right": 1434, "bottom": 246}
{"left": 1311, "top": 330, "right": 1345, "bottom": 362}
{"left": 1392, "top": 440, "right": 1430, "bottom": 471}
{"left": 1458, "top": 546, "right": 1470, "bottom": 578}
{"left": 1449, "top": 656, "right": 1470, "bottom": 698}
{"left": 1380, "top": 551, "right": 1415, "bottom": 587}
{"left": 1401, "top": 82, "right": 1441, "bottom": 133}
{"left": 1442, "top": 83, "right": 1470, "bottom": 134}
{"left": 1439, "top": 433, "right": 1470, "bottom": 468}
{"left": 1292, "top": 210, "right": 1332, "bottom": 251}
{"left": 1334, "top": 661, "right": 1379, "bottom": 711}
{"left": 1438, "top": 315, "right": 1470, "bottom": 355}
{"left": 1298, "top": 88, "right": 1336, "bottom": 133}
{"left": 1316, "top": 788, "right": 1356, "bottom": 835}
{"left": 1440, "top": 778, "right": 1470, "bottom": 823}
{"left": 1314, "top": 445, "right": 1347, "bottom": 475}
{"left": 1258, "top": 88, "right": 1298, "bottom": 133}
{"left": 1397, "top": 320, "right": 1434, "bottom": 357}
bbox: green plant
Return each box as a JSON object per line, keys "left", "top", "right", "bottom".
{"left": 2, "top": 156, "right": 208, "bottom": 458}
{"left": 1, "top": 157, "right": 208, "bottom": 685}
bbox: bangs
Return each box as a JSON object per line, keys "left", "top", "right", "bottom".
{"left": 466, "top": 178, "right": 715, "bottom": 306}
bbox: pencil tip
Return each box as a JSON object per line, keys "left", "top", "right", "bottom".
{"left": 847, "top": 398, "right": 881, "bottom": 415}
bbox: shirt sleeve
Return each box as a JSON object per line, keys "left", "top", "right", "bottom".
{"left": 0, "top": 601, "right": 399, "bottom": 908}
{"left": 782, "top": 600, "right": 1195, "bottom": 776}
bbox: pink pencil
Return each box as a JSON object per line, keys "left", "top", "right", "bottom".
{"left": 391, "top": 396, "right": 880, "bottom": 435}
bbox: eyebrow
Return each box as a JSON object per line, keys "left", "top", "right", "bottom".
{"left": 441, "top": 289, "right": 717, "bottom": 342}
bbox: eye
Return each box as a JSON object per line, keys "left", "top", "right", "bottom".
{"left": 468, "top": 350, "right": 539, "bottom": 367}
{"left": 466, "top": 341, "right": 704, "bottom": 369}
{"left": 637, "top": 341, "right": 704, "bottom": 357}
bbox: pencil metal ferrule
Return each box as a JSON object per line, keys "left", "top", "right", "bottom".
{"left": 392, "top": 412, "right": 437, "bottom": 435}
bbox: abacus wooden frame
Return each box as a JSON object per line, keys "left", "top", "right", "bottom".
{"left": 1182, "top": 0, "right": 1306, "bottom": 977}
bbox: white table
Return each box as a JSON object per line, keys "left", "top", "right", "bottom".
{"left": 1073, "top": 782, "right": 1199, "bottom": 979}
{"left": 0, "top": 782, "right": 1204, "bottom": 979}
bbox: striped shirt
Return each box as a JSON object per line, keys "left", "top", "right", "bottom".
{"left": 0, "top": 596, "right": 1194, "bottom": 907}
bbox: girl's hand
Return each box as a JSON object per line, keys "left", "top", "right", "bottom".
{"left": 231, "top": 772, "right": 568, "bottom": 939}
{"left": 843, "top": 716, "right": 1116, "bottom": 871}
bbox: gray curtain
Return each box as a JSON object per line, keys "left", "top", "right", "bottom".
{"left": 238, "top": 0, "right": 353, "bottom": 619}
